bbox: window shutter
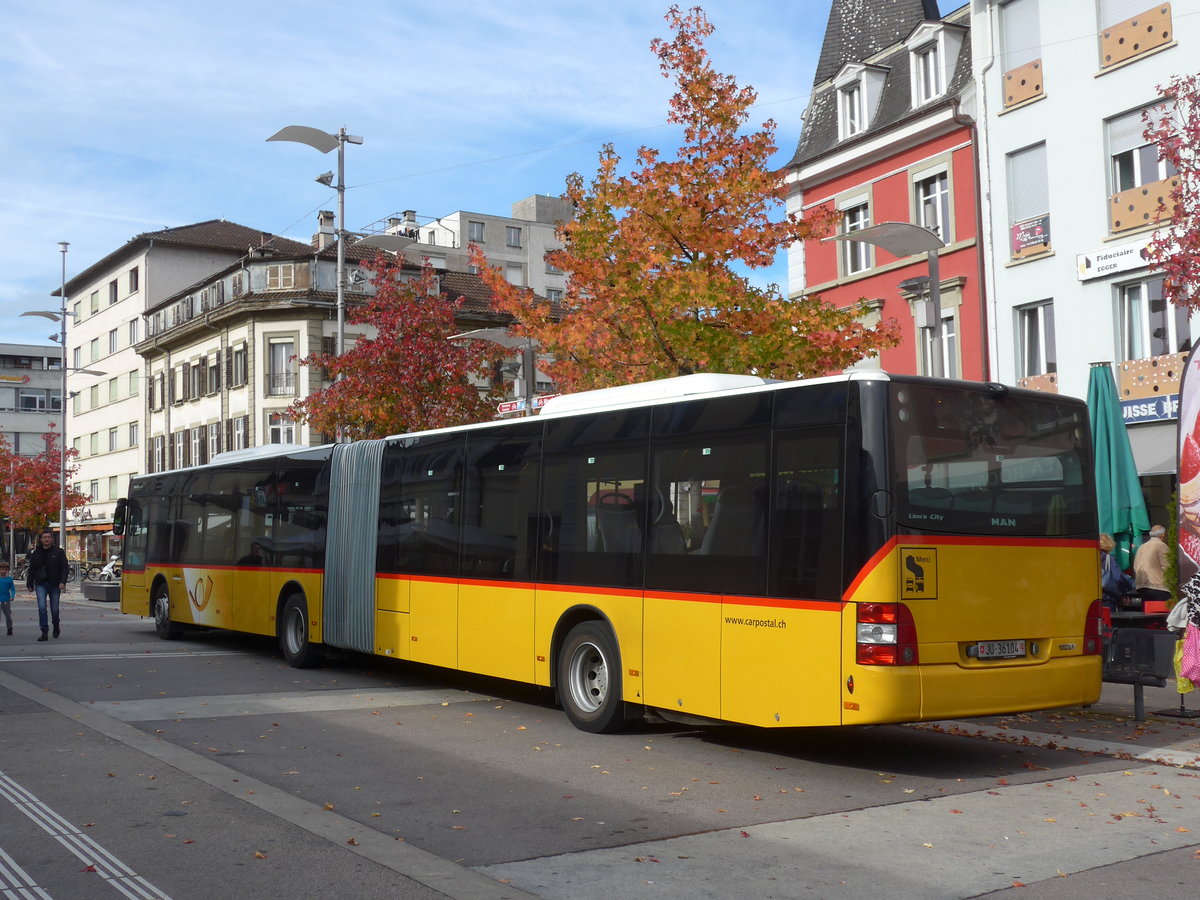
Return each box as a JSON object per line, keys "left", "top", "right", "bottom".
{"left": 243, "top": 415, "right": 251, "bottom": 448}
{"left": 1001, "top": 0, "right": 1040, "bottom": 70}
{"left": 226, "top": 418, "right": 233, "bottom": 452}
{"left": 225, "top": 347, "right": 233, "bottom": 383}
{"left": 1009, "top": 143, "right": 1048, "bottom": 222}
{"left": 1108, "top": 107, "right": 1150, "bottom": 156}
{"left": 1099, "top": 0, "right": 1153, "bottom": 26}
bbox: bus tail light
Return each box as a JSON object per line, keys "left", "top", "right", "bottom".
{"left": 856, "top": 603, "right": 919, "bottom": 666}
{"left": 1083, "top": 600, "right": 1104, "bottom": 656}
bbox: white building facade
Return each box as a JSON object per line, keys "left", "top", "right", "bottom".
{"left": 60, "top": 221, "right": 306, "bottom": 526}
{"left": 973, "top": 0, "right": 1195, "bottom": 523}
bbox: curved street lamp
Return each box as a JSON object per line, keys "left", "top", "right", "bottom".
{"left": 828, "top": 221, "right": 948, "bottom": 377}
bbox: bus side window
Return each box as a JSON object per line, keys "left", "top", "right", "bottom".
{"left": 540, "top": 408, "right": 649, "bottom": 589}
{"left": 770, "top": 428, "right": 843, "bottom": 600}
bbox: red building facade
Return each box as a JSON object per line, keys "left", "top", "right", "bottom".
{"left": 785, "top": 1, "right": 986, "bottom": 381}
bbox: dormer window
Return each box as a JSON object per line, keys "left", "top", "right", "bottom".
{"left": 833, "top": 64, "right": 888, "bottom": 141}
{"left": 905, "top": 22, "right": 965, "bottom": 107}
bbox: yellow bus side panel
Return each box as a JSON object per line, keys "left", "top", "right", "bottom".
{"left": 721, "top": 600, "right": 843, "bottom": 727}
{"left": 458, "top": 582, "right": 535, "bottom": 684}
{"left": 230, "top": 570, "right": 272, "bottom": 635}
{"left": 643, "top": 594, "right": 721, "bottom": 719}
{"left": 532, "top": 588, "right": 645, "bottom": 699}
{"left": 409, "top": 580, "right": 458, "bottom": 668}
{"left": 376, "top": 576, "right": 410, "bottom": 614}
{"left": 375, "top": 608, "right": 410, "bottom": 659}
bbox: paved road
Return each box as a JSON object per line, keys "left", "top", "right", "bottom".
{"left": 0, "top": 590, "right": 1197, "bottom": 899}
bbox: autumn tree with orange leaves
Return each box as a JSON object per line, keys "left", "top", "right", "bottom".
{"left": 1145, "top": 72, "right": 1200, "bottom": 310}
{"left": 473, "top": 5, "right": 899, "bottom": 392}
{"left": 289, "top": 257, "right": 497, "bottom": 438}
{"left": 0, "top": 426, "right": 88, "bottom": 534}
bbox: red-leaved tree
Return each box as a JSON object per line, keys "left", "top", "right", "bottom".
{"left": 472, "top": 5, "right": 899, "bottom": 392}
{"left": 1145, "top": 72, "right": 1200, "bottom": 309}
{"left": 289, "top": 256, "right": 497, "bottom": 438}
{"left": 0, "top": 426, "right": 88, "bottom": 535}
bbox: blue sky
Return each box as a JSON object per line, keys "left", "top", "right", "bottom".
{"left": 1, "top": 1, "right": 954, "bottom": 346}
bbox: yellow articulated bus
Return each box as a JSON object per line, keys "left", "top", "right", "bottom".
{"left": 114, "top": 372, "right": 1102, "bottom": 733}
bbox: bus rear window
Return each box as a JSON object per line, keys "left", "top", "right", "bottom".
{"left": 890, "top": 384, "right": 1093, "bottom": 537}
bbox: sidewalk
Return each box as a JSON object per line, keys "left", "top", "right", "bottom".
{"left": 919, "top": 679, "right": 1200, "bottom": 768}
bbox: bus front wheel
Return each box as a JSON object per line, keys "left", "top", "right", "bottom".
{"left": 153, "top": 582, "right": 181, "bottom": 640}
{"left": 279, "top": 593, "right": 321, "bottom": 668}
{"left": 557, "top": 622, "right": 632, "bottom": 733}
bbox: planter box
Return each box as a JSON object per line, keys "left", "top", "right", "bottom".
{"left": 82, "top": 581, "right": 121, "bottom": 603}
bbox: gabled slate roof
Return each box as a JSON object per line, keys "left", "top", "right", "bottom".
{"left": 788, "top": 1, "right": 971, "bottom": 172}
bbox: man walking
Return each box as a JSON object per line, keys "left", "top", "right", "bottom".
{"left": 25, "top": 531, "right": 68, "bottom": 641}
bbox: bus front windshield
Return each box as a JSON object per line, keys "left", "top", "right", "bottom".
{"left": 891, "top": 384, "right": 1094, "bottom": 537}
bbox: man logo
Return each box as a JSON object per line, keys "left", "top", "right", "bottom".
{"left": 991, "top": 517, "right": 1016, "bottom": 527}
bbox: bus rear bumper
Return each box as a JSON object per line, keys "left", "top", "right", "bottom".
{"left": 842, "top": 656, "right": 1102, "bottom": 724}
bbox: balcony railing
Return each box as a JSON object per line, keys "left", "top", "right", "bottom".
{"left": 267, "top": 371, "right": 296, "bottom": 396}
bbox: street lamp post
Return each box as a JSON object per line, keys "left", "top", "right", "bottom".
{"left": 828, "top": 222, "right": 947, "bottom": 377}
{"left": 267, "top": 125, "right": 363, "bottom": 359}
{"left": 21, "top": 243, "right": 106, "bottom": 554}
{"left": 448, "top": 328, "right": 537, "bottom": 416}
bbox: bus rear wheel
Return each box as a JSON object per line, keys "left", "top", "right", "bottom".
{"left": 279, "top": 593, "right": 322, "bottom": 668}
{"left": 557, "top": 621, "right": 632, "bottom": 733}
{"left": 153, "top": 582, "right": 181, "bottom": 640}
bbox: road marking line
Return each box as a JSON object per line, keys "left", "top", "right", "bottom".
{"left": 0, "top": 844, "right": 53, "bottom": 898}
{"left": 0, "top": 651, "right": 242, "bottom": 662}
{"left": 0, "top": 771, "right": 172, "bottom": 900}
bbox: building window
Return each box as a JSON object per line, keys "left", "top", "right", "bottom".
{"left": 468, "top": 221, "right": 485, "bottom": 243}
{"left": 173, "top": 431, "right": 186, "bottom": 469}
{"left": 89, "top": 338, "right": 99, "bottom": 362}
{"left": 129, "top": 370, "right": 139, "bottom": 396}
{"left": 90, "top": 432, "right": 99, "bottom": 456}
{"left": 505, "top": 263, "right": 524, "bottom": 286}
{"left": 268, "top": 412, "right": 295, "bottom": 444}
{"left": 1007, "top": 142, "right": 1050, "bottom": 259}
{"left": 840, "top": 201, "right": 871, "bottom": 275}
{"left": 207, "top": 355, "right": 221, "bottom": 394}
{"left": 73, "top": 347, "right": 81, "bottom": 369}
{"left": 268, "top": 339, "right": 296, "bottom": 396}
{"left": 89, "top": 385, "right": 99, "bottom": 409}
{"left": 1000, "top": 0, "right": 1042, "bottom": 108}
{"left": 1119, "top": 276, "right": 1191, "bottom": 360}
{"left": 129, "top": 422, "right": 139, "bottom": 447}
{"left": 152, "top": 435, "right": 164, "bottom": 472}
{"left": 108, "top": 475, "right": 120, "bottom": 499}
{"left": 231, "top": 345, "right": 247, "bottom": 387}
{"left": 208, "top": 422, "right": 220, "bottom": 459}
{"left": 505, "top": 226, "right": 522, "bottom": 248}
{"left": 1108, "top": 104, "right": 1176, "bottom": 233}
{"left": 913, "top": 43, "right": 942, "bottom": 104}
{"left": 73, "top": 302, "right": 82, "bottom": 322}
{"left": 90, "top": 291, "right": 99, "bottom": 315}
{"left": 108, "top": 377, "right": 118, "bottom": 403}
{"left": 915, "top": 171, "right": 950, "bottom": 241}
{"left": 109, "top": 280, "right": 118, "bottom": 305}
{"left": 233, "top": 417, "right": 247, "bottom": 451}
{"left": 191, "top": 427, "right": 204, "bottom": 466}
{"left": 266, "top": 264, "right": 295, "bottom": 291}
{"left": 546, "top": 288, "right": 563, "bottom": 303}
{"left": 1017, "top": 301, "right": 1057, "bottom": 377}
{"left": 108, "top": 329, "right": 119, "bottom": 354}
{"left": 921, "top": 310, "right": 958, "bottom": 379}
{"left": 1099, "top": 0, "right": 1173, "bottom": 69}
{"left": 129, "top": 267, "right": 139, "bottom": 294}
{"left": 190, "top": 362, "right": 204, "bottom": 400}
{"left": 838, "top": 81, "right": 864, "bottom": 138}
{"left": 89, "top": 480, "right": 99, "bottom": 502}
{"left": 108, "top": 427, "right": 119, "bottom": 452}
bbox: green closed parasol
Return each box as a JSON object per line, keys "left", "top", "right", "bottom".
{"left": 1087, "top": 361, "right": 1149, "bottom": 568}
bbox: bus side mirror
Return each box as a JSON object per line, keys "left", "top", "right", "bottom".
{"left": 112, "top": 499, "right": 127, "bottom": 536}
